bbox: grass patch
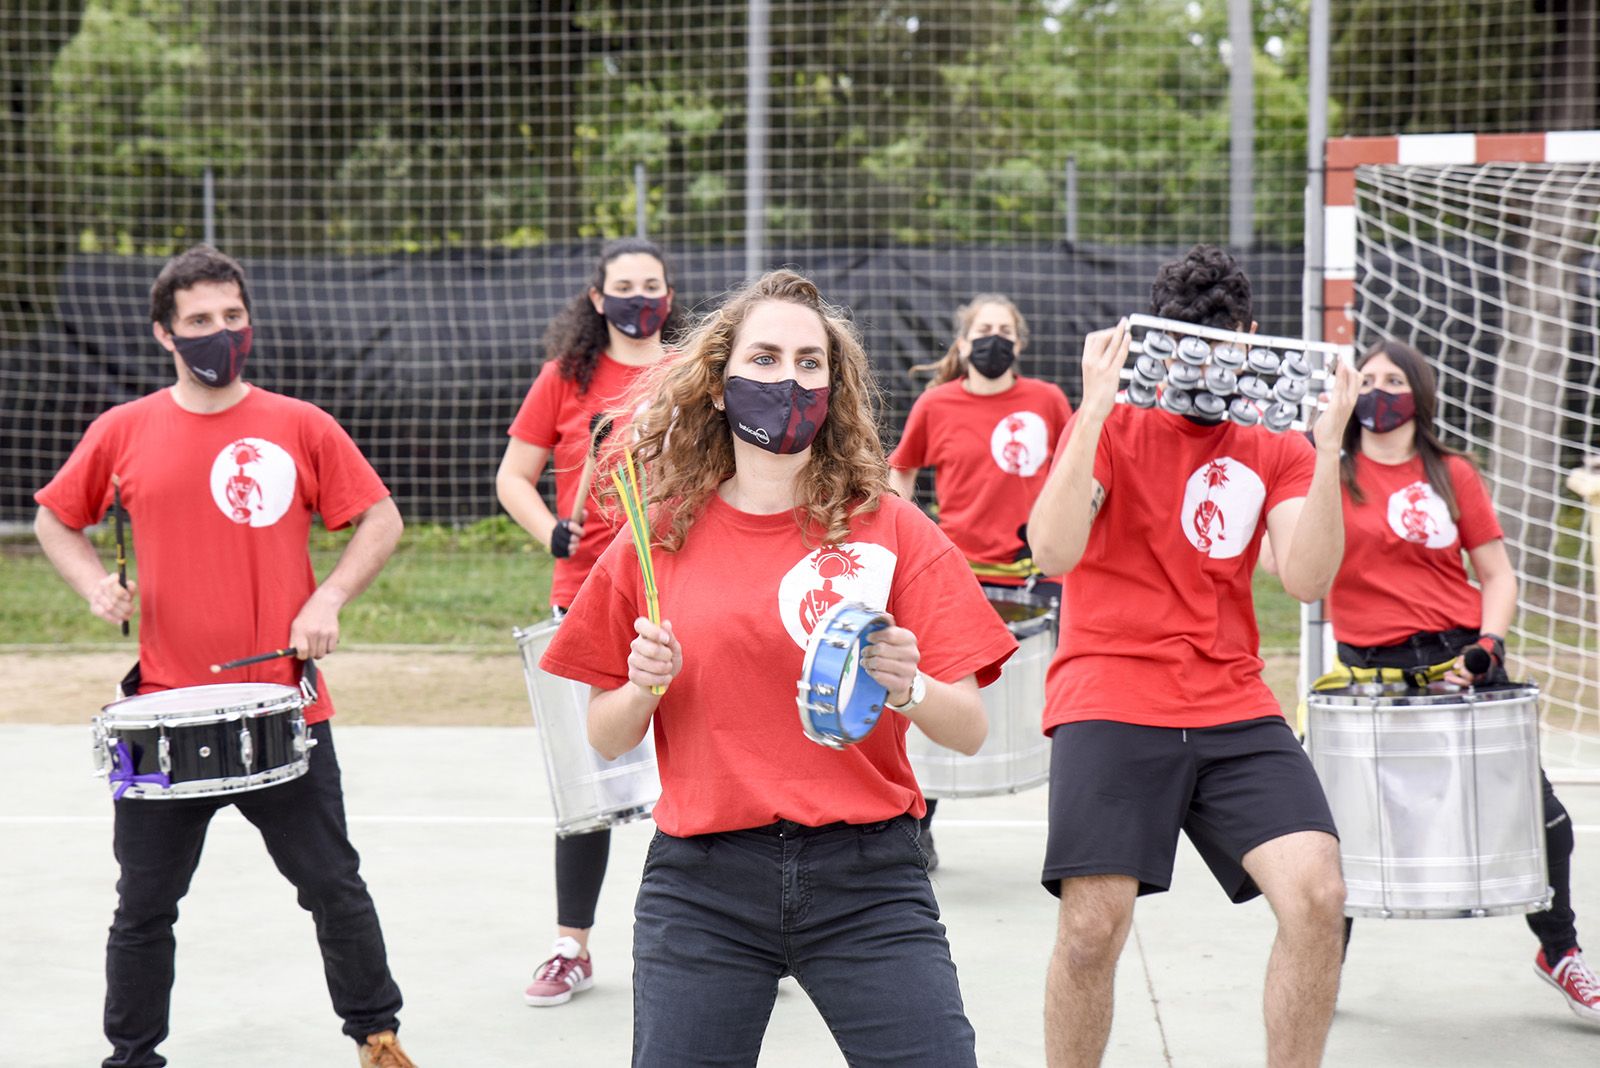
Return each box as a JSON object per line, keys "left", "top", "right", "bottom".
{"left": 3, "top": 517, "right": 1308, "bottom": 650}
{"left": 1, "top": 518, "right": 555, "bottom": 647}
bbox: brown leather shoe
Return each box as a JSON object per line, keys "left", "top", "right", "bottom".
{"left": 358, "top": 1031, "right": 417, "bottom": 1068}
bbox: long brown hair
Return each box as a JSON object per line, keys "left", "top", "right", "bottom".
{"left": 911, "top": 293, "right": 1030, "bottom": 389}
{"left": 604, "top": 269, "right": 890, "bottom": 552}
{"left": 1341, "top": 338, "right": 1469, "bottom": 519}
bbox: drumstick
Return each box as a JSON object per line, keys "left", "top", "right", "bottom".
{"left": 611, "top": 449, "right": 665, "bottom": 695}
{"left": 112, "top": 476, "right": 129, "bottom": 637}
{"left": 211, "top": 647, "right": 298, "bottom": 673}
{"left": 570, "top": 412, "right": 616, "bottom": 527}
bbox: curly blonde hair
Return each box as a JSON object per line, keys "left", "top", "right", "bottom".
{"left": 911, "top": 293, "right": 1030, "bottom": 388}
{"left": 601, "top": 269, "right": 889, "bottom": 552}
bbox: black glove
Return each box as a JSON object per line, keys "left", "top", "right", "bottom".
{"left": 1460, "top": 632, "right": 1505, "bottom": 682}
{"left": 550, "top": 518, "right": 577, "bottom": 559}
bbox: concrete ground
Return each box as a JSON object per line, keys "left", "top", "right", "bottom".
{"left": 4, "top": 723, "right": 1597, "bottom": 1067}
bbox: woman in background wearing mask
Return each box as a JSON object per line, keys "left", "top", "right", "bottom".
{"left": 1315, "top": 339, "right": 1598, "bottom": 1023}
{"left": 540, "top": 269, "right": 1015, "bottom": 1065}
{"left": 887, "top": 295, "right": 1071, "bottom": 865}
{"left": 495, "top": 236, "right": 678, "bottom": 1007}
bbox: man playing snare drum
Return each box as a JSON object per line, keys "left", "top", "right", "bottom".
{"left": 1028, "top": 244, "right": 1360, "bottom": 1067}
{"left": 33, "top": 245, "right": 417, "bottom": 1068}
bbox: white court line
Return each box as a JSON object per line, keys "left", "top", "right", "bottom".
{"left": 3, "top": 815, "right": 1599, "bottom": 833}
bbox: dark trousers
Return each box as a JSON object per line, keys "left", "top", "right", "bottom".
{"left": 632, "top": 816, "right": 977, "bottom": 1067}
{"left": 555, "top": 827, "right": 611, "bottom": 930}
{"left": 103, "top": 721, "right": 402, "bottom": 1068}
{"left": 1528, "top": 770, "right": 1580, "bottom": 957}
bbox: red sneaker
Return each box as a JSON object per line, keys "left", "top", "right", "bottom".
{"left": 524, "top": 936, "right": 595, "bottom": 1007}
{"left": 1535, "top": 948, "right": 1600, "bottom": 1025}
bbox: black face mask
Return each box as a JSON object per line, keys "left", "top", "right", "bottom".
{"left": 173, "top": 325, "right": 252, "bottom": 388}
{"left": 602, "top": 293, "right": 671, "bottom": 339}
{"left": 722, "top": 376, "right": 831, "bottom": 454}
{"left": 1354, "top": 388, "right": 1416, "bottom": 433}
{"left": 967, "top": 334, "right": 1016, "bottom": 379}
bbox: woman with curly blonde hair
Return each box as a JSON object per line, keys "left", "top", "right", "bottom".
{"left": 541, "top": 268, "right": 1016, "bottom": 1066}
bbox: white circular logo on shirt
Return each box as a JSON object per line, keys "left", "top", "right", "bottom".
{"left": 777, "top": 542, "right": 898, "bottom": 649}
{"left": 989, "top": 410, "right": 1049, "bottom": 477}
{"left": 209, "top": 437, "right": 297, "bottom": 527}
{"left": 1386, "top": 480, "right": 1456, "bottom": 548}
{"left": 1179, "top": 456, "right": 1266, "bottom": 559}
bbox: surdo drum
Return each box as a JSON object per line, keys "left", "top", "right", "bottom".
{"left": 93, "top": 680, "right": 315, "bottom": 800}
{"left": 907, "top": 587, "right": 1057, "bottom": 797}
{"left": 515, "top": 619, "right": 660, "bottom": 836}
{"left": 1306, "top": 683, "right": 1551, "bottom": 919}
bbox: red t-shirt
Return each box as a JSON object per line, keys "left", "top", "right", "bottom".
{"left": 508, "top": 354, "right": 653, "bottom": 607}
{"left": 889, "top": 377, "right": 1073, "bottom": 573}
{"left": 1328, "top": 453, "right": 1502, "bottom": 648}
{"left": 540, "top": 492, "right": 1018, "bottom": 836}
{"left": 35, "top": 388, "right": 391, "bottom": 722}
{"left": 1042, "top": 406, "right": 1316, "bottom": 731}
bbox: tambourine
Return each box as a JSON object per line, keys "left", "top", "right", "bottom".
{"left": 797, "top": 601, "right": 891, "bottom": 749}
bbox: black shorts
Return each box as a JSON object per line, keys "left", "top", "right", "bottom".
{"left": 1041, "top": 717, "right": 1338, "bottom": 904}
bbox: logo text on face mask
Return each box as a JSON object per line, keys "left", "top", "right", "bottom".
{"left": 739, "top": 422, "right": 771, "bottom": 445}
{"left": 192, "top": 366, "right": 218, "bottom": 381}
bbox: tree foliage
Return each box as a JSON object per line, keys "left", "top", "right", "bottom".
{"left": 19, "top": 0, "right": 1317, "bottom": 257}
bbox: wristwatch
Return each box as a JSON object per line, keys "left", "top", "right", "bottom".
{"left": 886, "top": 672, "right": 927, "bottom": 714}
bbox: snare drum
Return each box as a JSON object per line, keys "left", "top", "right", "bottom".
{"left": 515, "top": 620, "right": 660, "bottom": 836}
{"left": 1306, "top": 684, "right": 1550, "bottom": 919}
{"left": 907, "top": 587, "right": 1056, "bottom": 798}
{"left": 93, "top": 683, "right": 313, "bottom": 800}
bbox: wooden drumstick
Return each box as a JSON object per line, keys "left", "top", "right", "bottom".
{"left": 570, "top": 412, "right": 616, "bottom": 527}
{"left": 211, "top": 647, "right": 298, "bottom": 673}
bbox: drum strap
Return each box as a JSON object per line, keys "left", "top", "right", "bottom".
{"left": 117, "top": 661, "right": 142, "bottom": 700}
{"left": 968, "top": 557, "right": 1038, "bottom": 581}
{"left": 1311, "top": 658, "right": 1455, "bottom": 694}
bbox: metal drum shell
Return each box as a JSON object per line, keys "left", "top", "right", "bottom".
{"left": 515, "top": 621, "right": 661, "bottom": 836}
{"left": 1305, "top": 685, "right": 1550, "bottom": 919}
{"left": 94, "top": 683, "right": 310, "bottom": 800}
{"left": 908, "top": 588, "right": 1056, "bottom": 798}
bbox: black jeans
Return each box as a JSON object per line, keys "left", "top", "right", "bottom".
{"left": 632, "top": 816, "right": 977, "bottom": 1067}
{"left": 103, "top": 721, "right": 403, "bottom": 1068}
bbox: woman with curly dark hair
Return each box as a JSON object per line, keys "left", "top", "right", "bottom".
{"left": 495, "top": 236, "right": 678, "bottom": 1007}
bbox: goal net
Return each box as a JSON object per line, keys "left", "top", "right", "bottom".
{"left": 1323, "top": 132, "right": 1600, "bottom": 780}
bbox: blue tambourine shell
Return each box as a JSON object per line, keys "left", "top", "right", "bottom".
{"left": 797, "top": 601, "right": 892, "bottom": 749}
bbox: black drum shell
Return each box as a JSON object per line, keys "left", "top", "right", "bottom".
{"left": 108, "top": 713, "right": 300, "bottom": 784}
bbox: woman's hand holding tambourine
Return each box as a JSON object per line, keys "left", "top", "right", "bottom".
{"left": 628, "top": 616, "right": 681, "bottom": 694}
{"left": 863, "top": 619, "right": 921, "bottom": 707}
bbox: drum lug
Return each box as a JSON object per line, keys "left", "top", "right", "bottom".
{"left": 293, "top": 717, "right": 317, "bottom": 755}
{"left": 239, "top": 724, "right": 254, "bottom": 771}
{"left": 90, "top": 718, "right": 110, "bottom": 777}
{"left": 158, "top": 734, "right": 172, "bottom": 775}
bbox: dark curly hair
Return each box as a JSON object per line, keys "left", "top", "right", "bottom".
{"left": 1149, "top": 244, "right": 1252, "bottom": 330}
{"left": 541, "top": 237, "right": 680, "bottom": 395}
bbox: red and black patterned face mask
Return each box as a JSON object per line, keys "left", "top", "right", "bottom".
{"left": 602, "top": 293, "right": 671, "bottom": 339}
{"left": 1354, "top": 388, "right": 1416, "bottom": 433}
{"left": 722, "top": 376, "right": 831, "bottom": 454}
{"left": 173, "top": 325, "right": 252, "bottom": 388}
